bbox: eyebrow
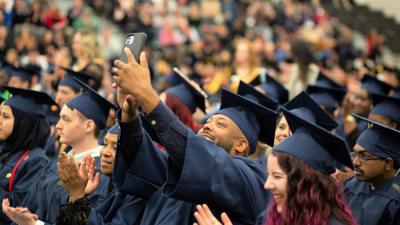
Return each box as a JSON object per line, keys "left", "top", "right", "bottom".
{"left": 271, "top": 172, "right": 285, "bottom": 176}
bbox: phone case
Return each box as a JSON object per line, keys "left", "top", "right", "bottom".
{"left": 121, "top": 32, "right": 147, "bottom": 63}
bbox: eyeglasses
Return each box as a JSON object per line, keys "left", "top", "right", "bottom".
{"left": 350, "top": 151, "right": 385, "bottom": 162}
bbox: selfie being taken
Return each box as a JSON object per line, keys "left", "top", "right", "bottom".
{"left": 0, "top": 0, "right": 399, "bottom": 225}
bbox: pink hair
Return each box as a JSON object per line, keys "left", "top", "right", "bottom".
{"left": 265, "top": 151, "right": 357, "bottom": 225}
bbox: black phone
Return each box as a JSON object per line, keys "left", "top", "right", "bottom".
{"left": 120, "top": 32, "right": 147, "bottom": 63}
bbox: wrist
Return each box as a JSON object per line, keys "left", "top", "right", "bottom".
{"left": 138, "top": 89, "right": 160, "bottom": 114}
{"left": 69, "top": 191, "right": 85, "bottom": 203}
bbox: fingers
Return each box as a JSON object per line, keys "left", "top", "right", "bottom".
{"left": 195, "top": 204, "right": 213, "bottom": 225}
{"left": 124, "top": 47, "right": 137, "bottom": 64}
{"left": 220, "top": 213, "right": 233, "bottom": 225}
{"left": 2, "top": 199, "right": 10, "bottom": 212}
{"left": 194, "top": 211, "right": 207, "bottom": 225}
{"left": 139, "top": 51, "right": 148, "bottom": 68}
{"left": 92, "top": 172, "right": 100, "bottom": 188}
{"left": 87, "top": 158, "right": 96, "bottom": 180}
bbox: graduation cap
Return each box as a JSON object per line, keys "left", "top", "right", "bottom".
{"left": 273, "top": 107, "right": 353, "bottom": 175}
{"left": 165, "top": 68, "right": 207, "bottom": 113}
{"left": 59, "top": 67, "right": 99, "bottom": 92}
{"left": 353, "top": 114, "right": 400, "bottom": 160}
{"left": 314, "top": 72, "right": 345, "bottom": 90}
{"left": 251, "top": 72, "right": 289, "bottom": 104}
{"left": 361, "top": 75, "right": 393, "bottom": 96}
{"left": 107, "top": 123, "right": 121, "bottom": 136}
{"left": 237, "top": 81, "right": 279, "bottom": 111}
{"left": 307, "top": 85, "right": 346, "bottom": 112}
{"left": 66, "top": 77, "right": 117, "bottom": 130}
{"left": 216, "top": 89, "right": 278, "bottom": 152}
{"left": 284, "top": 91, "right": 338, "bottom": 131}
{"left": 2, "top": 86, "right": 59, "bottom": 118}
{"left": 369, "top": 94, "right": 400, "bottom": 124}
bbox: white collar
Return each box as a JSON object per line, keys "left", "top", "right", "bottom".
{"left": 69, "top": 145, "right": 103, "bottom": 163}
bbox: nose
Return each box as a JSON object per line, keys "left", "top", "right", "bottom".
{"left": 352, "top": 155, "right": 361, "bottom": 167}
{"left": 202, "top": 121, "right": 213, "bottom": 132}
{"left": 101, "top": 146, "right": 112, "bottom": 158}
{"left": 264, "top": 176, "right": 274, "bottom": 190}
{"left": 56, "top": 120, "right": 62, "bottom": 130}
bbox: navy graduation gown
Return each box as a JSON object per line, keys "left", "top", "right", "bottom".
{"left": 344, "top": 176, "right": 400, "bottom": 225}
{"left": 35, "top": 156, "right": 109, "bottom": 224}
{"left": 113, "top": 118, "right": 195, "bottom": 225}
{"left": 164, "top": 133, "right": 270, "bottom": 225}
{"left": 146, "top": 103, "right": 270, "bottom": 225}
{"left": 0, "top": 147, "right": 50, "bottom": 225}
{"left": 83, "top": 181, "right": 146, "bottom": 225}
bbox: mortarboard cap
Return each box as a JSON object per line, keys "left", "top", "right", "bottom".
{"left": 66, "top": 77, "right": 116, "bottom": 130}
{"left": 353, "top": 114, "right": 400, "bottom": 160}
{"left": 59, "top": 67, "right": 99, "bottom": 92}
{"left": 273, "top": 107, "right": 353, "bottom": 175}
{"left": 307, "top": 85, "right": 346, "bottom": 111}
{"left": 165, "top": 68, "right": 207, "bottom": 113}
{"left": 284, "top": 91, "right": 338, "bottom": 131}
{"left": 2, "top": 86, "right": 59, "bottom": 118}
{"left": 237, "top": 81, "right": 279, "bottom": 111}
{"left": 370, "top": 95, "right": 400, "bottom": 124}
{"left": 314, "top": 72, "right": 345, "bottom": 90}
{"left": 107, "top": 123, "right": 121, "bottom": 136}
{"left": 253, "top": 73, "right": 289, "bottom": 104}
{"left": 361, "top": 75, "right": 393, "bottom": 96}
{"left": 216, "top": 89, "right": 278, "bottom": 152}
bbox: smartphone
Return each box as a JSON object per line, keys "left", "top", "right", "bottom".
{"left": 120, "top": 32, "right": 147, "bottom": 63}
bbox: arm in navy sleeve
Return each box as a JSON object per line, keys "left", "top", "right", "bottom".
{"left": 145, "top": 102, "right": 190, "bottom": 169}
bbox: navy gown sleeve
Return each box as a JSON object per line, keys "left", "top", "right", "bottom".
{"left": 56, "top": 193, "right": 146, "bottom": 225}
{"left": 35, "top": 158, "right": 109, "bottom": 224}
{"left": 0, "top": 149, "right": 49, "bottom": 224}
{"left": 146, "top": 102, "right": 269, "bottom": 224}
{"left": 113, "top": 115, "right": 169, "bottom": 198}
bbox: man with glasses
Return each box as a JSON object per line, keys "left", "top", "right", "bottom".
{"left": 344, "top": 114, "right": 400, "bottom": 225}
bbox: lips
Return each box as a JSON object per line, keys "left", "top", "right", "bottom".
{"left": 200, "top": 132, "right": 215, "bottom": 142}
{"left": 101, "top": 160, "right": 112, "bottom": 167}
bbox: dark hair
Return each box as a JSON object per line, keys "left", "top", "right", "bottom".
{"left": 266, "top": 151, "right": 357, "bottom": 225}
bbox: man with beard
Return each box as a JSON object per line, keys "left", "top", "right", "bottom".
{"left": 344, "top": 114, "right": 400, "bottom": 225}
{"left": 111, "top": 49, "right": 278, "bottom": 225}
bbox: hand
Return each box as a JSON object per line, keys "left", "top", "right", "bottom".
{"left": 2, "top": 199, "right": 38, "bottom": 225}
{"left": 58, "top": 153, "right": 89, "bottom": 202}
{"left": 342, "top": 92, "right": 352, "bottom": 117}
{"left": 112, "top": 48, "right": 159, "bottom": 113}
{"left": 331, "top": 167, "right": 353, "bottom": 183}
{"left": 193, "top": 204, "right": 232, "bottom": 225}
{"left": 84, "top": 156, "right": 100, "bottom": 195}
{"left": 117, "top": 87, "right": 139, "bottom": 122}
